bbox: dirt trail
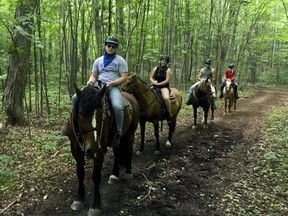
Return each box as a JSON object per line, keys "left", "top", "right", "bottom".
{"left": 2, "top": 87, "right": 288, "bottom": 216}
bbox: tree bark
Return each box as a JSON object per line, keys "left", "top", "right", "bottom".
{"left": 2, "top": 0, "right": 38, "bottom": 126}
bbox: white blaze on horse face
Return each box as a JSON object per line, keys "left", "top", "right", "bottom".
{"left": 93, "top": 111, "right": 97, "bottom": 141}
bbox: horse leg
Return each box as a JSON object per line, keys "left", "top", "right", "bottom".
{"left": 166, "top": 117, "right": 176, "bottom": 148}
{"left": 192, "top": 106, "right": 197, "bottom": 129}
{"left": 70, "top": 145, "right": 86, "bottom": 211}
{"left": 109, "top": 147, "right": 121, "bottom": 184}
{"left": 211, "top": 108, "right": 214, "bottom": 121}
{"left": 203, "top": 108, "right": 208, "bottom": 129}
{"left": 122, "top": 134, "right": 134, "bottom": 180}
{"left": 234, "top": 99, "right": 237, "bottom": 110}
{"left": 153, "top": 121, "right": 160, "bottom": 154}
{"left": 88, "top": 152, "right": 104, "bottom": 216}
{"left": 224, "top": 99, "right": 227, "bottom": 113}
{"left": 137, "top": 120, "right": 146, "bottom": 155}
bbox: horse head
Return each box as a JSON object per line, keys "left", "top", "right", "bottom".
{"left": 123, "top": 74, "right": 149, "bottom": 96}
{"left": 74, "top": 84, "right": 107, "bottom": 159}
{"left": 196, "top": 78, "right": 212, "bottom": 97}
{"left": 225, "top": 79, "right": 233, "bottom": 93}
{"left": 123, "top": 74, "right": 137, "bottom": 94}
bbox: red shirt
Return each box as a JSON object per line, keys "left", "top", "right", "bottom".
{"left": 225, "top": 69, "right": 236, "bottom": 80}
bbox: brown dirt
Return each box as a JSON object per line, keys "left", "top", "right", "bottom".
{"left": 1, "top": 86, "right": 288, "bottom": 216}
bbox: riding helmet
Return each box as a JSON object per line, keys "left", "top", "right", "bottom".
{"left": 228, "top": 63, "right": 235, "bottom": 69}
{"left": 205, "top": 59, "right": 212, "bottom": 64}
{"left": 160, "top": 55, "right": 170, "bottom": 63}
{"left": 105, "top": 35, "right": 119, "bottom": 46}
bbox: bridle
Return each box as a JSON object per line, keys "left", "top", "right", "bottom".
{"left": 70, "top": 109, "right": 99, "bottom": 153}
{"left": 127, "top": 77, "right": 158, "bottom": 111}
{"left": 70, "top": 88, "right": 109, "bottom": 156}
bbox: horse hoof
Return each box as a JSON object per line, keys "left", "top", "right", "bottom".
{"left": 87, "top": 208, "right": 101, "bottom": 216}
{"left": 165, "top": 141, "right": 172, "bottom": 148}
{"left": 136, "top": 150, "right": 143, "bottom": 155}
{"left": 123, "top": 173, "right": 133, "bottom": 180}
{"left": 108, "top": 175, "right": 119, "bottom": 184}
{"left": 70, "top": 200, "right": 85, "bottom": 211}
{"left": 192, "top": 125, "right": 196, "bottom": 130}
{"left": 154, "top": 150, "right": 160, "bottom": 155}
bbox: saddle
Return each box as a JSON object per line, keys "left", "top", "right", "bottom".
{"left": 102, "top": 90, "right": 132, "bottom": 147}
{"left": 152, "top": 87, "right": 176, "bottom": 103}
{"left": 152, "top": 87, "right": 175, "bottom": 121}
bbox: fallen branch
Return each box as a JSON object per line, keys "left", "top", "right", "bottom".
{"left": 0, "top": 199, "right": 18, "bottom": 214}
{"left": 0, "top": 193, "right": 23, "bottom": 214}
{"left": 135, "top": 173, "right": 153, "bottom": 204}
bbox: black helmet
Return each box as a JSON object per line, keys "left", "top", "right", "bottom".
{"left": 160, "top": 55, "right": 169, "bottom": 63}
{"left": 228, "top": 63, "right": 234, "bottom": 69}
{"left": 105, "top": 35, "right": 119, "bottom": 46}
{"left": 205, "top": 59, "right": 212, "bottom": 64}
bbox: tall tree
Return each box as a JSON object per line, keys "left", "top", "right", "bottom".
{"left": 2, "top": 0, "right": 39, "bottom": 125}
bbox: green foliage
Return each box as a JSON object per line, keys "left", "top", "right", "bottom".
{"left": 221, "top": 107, "right": 288, "bottom": 215}
{"left": 0, "top": 154, "right": 16, "bottom": 188}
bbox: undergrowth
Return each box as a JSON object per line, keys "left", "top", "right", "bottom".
{"left": 221, "top": 107, "right": 288, "bottom": 216}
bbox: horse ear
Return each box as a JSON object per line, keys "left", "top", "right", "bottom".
{"left": 98, "top": 84, "right": 107, "bottom": 97}
{"left": 74, "top": 83, "right": 82, "bottom": 97}
{"left": 126, "top": 74, "right": 135, "bottom": 84}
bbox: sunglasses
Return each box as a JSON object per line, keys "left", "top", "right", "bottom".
{"left": 107, "top": 44, "right": 117, "bottom": 49}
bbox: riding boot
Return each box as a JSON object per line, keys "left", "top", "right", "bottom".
{"left": 186, "top": 94, "right": 192, "bottom": 105}
{"left": 234, "top": 87, "right": 240, "bottom": 99}
{"left": 219, "top": 90, "right": 223, "bottom": 99}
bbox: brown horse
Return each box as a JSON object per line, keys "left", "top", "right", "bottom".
{"left": 123, "top": 74, "right": 182, "bottom": 154}
{"left": 187, "top": 78, "right": 213, "bottom": 129}
{"left": 65, "top": 84, "right": 139, "bottom": 215}
{"left": 223, "top": 79, "right": 236, "bottom": 113}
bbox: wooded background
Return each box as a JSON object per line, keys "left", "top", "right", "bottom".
{"left": 0, "top": 0, "right": 287, "bottom": 125}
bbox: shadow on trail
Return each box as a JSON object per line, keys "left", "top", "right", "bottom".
{"left": 24, "top": 110, "right": 248, "bottom": 216}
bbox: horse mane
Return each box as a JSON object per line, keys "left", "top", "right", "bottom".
{"left": 78, "top": 86, "right": 101, "bottom": 116}
{"left": 198, "top": 79, "right": 209, "bottom": 91}
{"left": 136, "top": 76, "right": 149, "bottom": 87}
{"left": 193, "top": 79, "right": 212, "bottom": 99}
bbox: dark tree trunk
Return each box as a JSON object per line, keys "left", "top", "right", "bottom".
{"left": 2, "top": 0, "right": 38, "bottom": 126}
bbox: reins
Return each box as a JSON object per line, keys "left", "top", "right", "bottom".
{"left": 98, "top": 91, "right": 111, "bottom": 147}
{"left": 130, "top": 78, "right": 158, "bottom": 111}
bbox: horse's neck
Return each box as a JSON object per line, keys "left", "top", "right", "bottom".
{"left": 134, "top": 82, "right": 157, "bottom": 107}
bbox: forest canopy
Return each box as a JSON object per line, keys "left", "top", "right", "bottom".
{"left": 0, "top": 0, "right": 287, "bottom": 124}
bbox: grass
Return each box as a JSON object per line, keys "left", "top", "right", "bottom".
{"left": 221, "top": 107, "right": 288, "bottom": 216}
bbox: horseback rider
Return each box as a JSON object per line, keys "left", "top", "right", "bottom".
{"left": 219, "top": 63, "right": 240, "bottom": 99}
{"left": 186, "top": 59, "right": 217, "bottom": 110}
{"left": 71, "top": 35, "right": 128, "bottom": 147}
{"left": 150, "top": 55, "right": 173, "bottom": 122}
